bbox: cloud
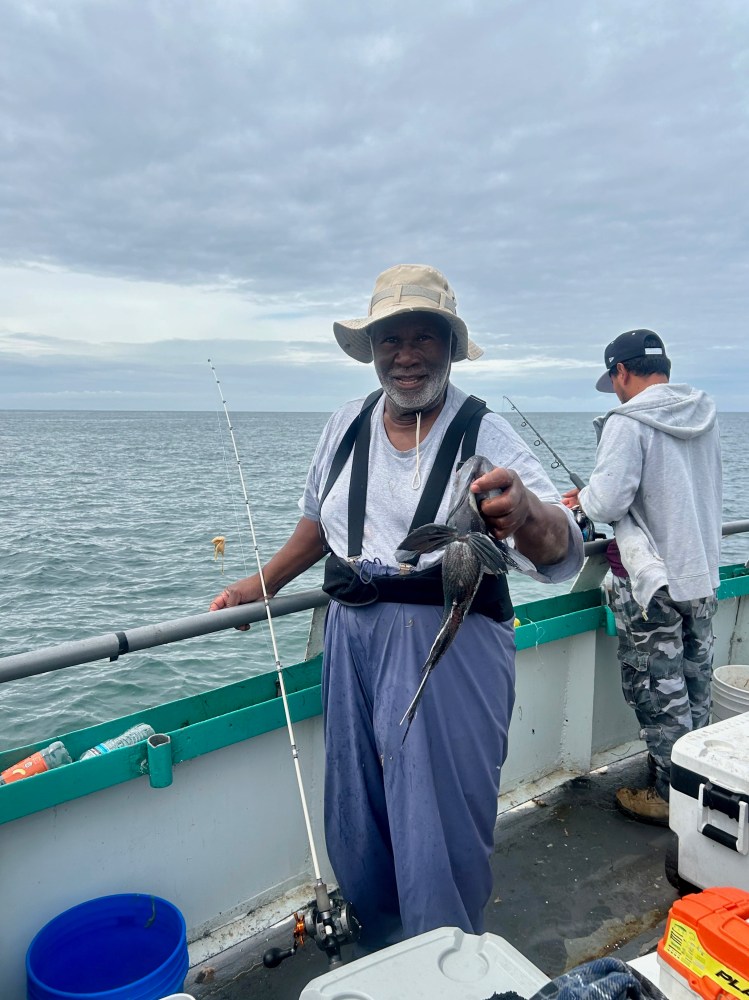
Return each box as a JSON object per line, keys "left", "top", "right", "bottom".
{"left": 0, "top": 0, "right": 747, "bottom": 410}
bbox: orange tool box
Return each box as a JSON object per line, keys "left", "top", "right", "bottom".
{"left": 657, "top": 887, "right": 749, "bottom": 1000}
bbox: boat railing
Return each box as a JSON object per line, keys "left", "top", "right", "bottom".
{"left": 583, "top": 518, "right": 749, "bottom": 553}
{"left": 2, "top": 520, "right": 748, "bottom": 687}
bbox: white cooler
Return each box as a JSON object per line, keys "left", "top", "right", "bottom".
{"left": 670, "top": 712, "right": 749, "bottom": 891}
{"left": 299, "top": 926, "right": 549, "bottom": 1000}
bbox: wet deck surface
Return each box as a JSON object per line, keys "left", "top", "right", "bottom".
{"left": 187, "top": 752, "right": 678, "bottom": 1000}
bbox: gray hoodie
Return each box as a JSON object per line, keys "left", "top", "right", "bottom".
{"left": 578, "top": 383, "right": 722, "bottom": 605}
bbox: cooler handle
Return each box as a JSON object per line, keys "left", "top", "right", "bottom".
{"left": 698, "top": 783, "right": 749, "bottom": 855}
{"left": 702, "top": 823, "right": 739, "bottom": 851}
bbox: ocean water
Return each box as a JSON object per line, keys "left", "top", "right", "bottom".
{"left": 1, "top": 407, "right": 747, "bottom": 753}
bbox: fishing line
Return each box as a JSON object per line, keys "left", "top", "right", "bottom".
{"left": 212, "top": 407, "right": 280, "bottom": 666}
{"left": 208, "top": 358, "right": 324, "bottom": 881}
{"left": 213, "top": 408, "right": 252, "bottom": 577}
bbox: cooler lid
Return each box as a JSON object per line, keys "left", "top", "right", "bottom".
{"left": 299, "top": 927, "right": 549, "bottom": 999}
{"left": 671, "top": 712, "right": 749, "bottom": 793}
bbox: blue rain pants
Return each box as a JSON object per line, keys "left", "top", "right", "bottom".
{"left": 321, "top": 598, "right": 516, "bottom": 951}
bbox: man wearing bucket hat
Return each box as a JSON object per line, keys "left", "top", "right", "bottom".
{"left": 211, "top": 263, "right": 583, "bottom": 950}
{"left": 562, "top": 330, "right": 722, "bottom": 826}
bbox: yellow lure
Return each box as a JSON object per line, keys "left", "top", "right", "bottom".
{"left": 211, "top": 536, "right": 226, "bottom": 573}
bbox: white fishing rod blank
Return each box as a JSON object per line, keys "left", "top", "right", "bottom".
{"left": 208, "top": 359, "right": 323, "bottom": 883}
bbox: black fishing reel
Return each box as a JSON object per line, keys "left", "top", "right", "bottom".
{"left": 303, "top": 896, "right": 360, "bottom": 966}
{"left": 572, "top": 507, "right": 597, "bottom": 542}
{"left": 263, "top": 885, "right": 360, "bottom": 970}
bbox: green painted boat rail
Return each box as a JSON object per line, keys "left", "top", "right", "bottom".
{"left": 717, "top": 561, "right": 749, "bottom": 599}
{"left": 0, "top": 657, "right": 324, "bottom": 825}
{"left": 2, "top": 562, "right": 748, "bottom": 827}
{"left": 513, "top": 587, "right": 605, "bottom": 651}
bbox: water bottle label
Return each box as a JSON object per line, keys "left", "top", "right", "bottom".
{"left": 0, "top": 751, "right": 50, "bottom": 783}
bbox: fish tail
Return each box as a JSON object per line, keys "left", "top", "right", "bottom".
{"left": 399, "top": 603, "right": 464, "bottom": 740}
{"left": 399, "top": 665, "right": 433, "bottom": 731}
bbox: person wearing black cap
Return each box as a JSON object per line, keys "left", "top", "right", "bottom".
{"left": 562, "top": 330, "right": 722, "bottom": 826}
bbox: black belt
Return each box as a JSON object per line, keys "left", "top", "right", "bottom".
{"left": 322, "top": 554, "right": 514, "bottom": 623}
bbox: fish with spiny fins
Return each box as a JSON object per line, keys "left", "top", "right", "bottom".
{"left": 394, "top": 455, "right": 534, "bottom": 742}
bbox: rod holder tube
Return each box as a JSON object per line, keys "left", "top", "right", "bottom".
{"left": 146, "top": 733, "right": 173, "bottom": 788}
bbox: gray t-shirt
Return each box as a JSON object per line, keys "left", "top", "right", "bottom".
{"left": 299, "top": 383, "right": 582, "bottom": 583}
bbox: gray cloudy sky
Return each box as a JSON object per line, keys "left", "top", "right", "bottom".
{"left": 1, "top": 0, "right": 747, "bottom": 412}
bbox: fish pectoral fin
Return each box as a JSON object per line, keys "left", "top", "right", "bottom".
{"left": 466, "top": 533, "right": 537, "bottom": 575}
{"left": 466, "top": 532, "right": 510, "bottom": 575}
{"left": 501, "top": 543, "right": 536, "bottom": 573}
{"left": 394, "top": 524, "right": 457, "bottom": 561}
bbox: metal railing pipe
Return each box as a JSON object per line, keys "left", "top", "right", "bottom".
{"left": 2, "top": 521, "right": 747, "bottom": 686}
{"left": 0, "top": 589, "right": 330, "bottom": 685}
{"left": 580, "top": 519, "right": 749, "bottom": 556}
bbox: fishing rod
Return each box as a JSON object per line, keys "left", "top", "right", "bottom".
{"left": 503, "top": 396, "right": 586, "bottom": 489}
{"left": 503, "top": 396, "right": 599, "bottom": 541}
{"left": 208, "top": 360, "right": 359, "bottom": 968}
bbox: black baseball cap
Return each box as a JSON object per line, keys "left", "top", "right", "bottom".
{"left": 595, "top": 329, "right": 670, "bottom": 393}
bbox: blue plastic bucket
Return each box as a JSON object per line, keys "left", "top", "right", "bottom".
{"left": 26, "top": 893, "right": 188, "bottom": 1000}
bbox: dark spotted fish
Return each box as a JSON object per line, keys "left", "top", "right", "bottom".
{"left": 394, "top": 455, "right": 534, "bottom": 741}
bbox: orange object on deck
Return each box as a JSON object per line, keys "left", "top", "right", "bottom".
{"left": 657, "top": 887, "right": 749, "bottom": 1000}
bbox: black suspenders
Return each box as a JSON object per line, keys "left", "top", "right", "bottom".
{"left": 407, "top": 395, "right": 488, "bottom": 543}
{"left": 319, "top": 392, "right": 490, "bottom": 559}
{"left": 318, "top": 389, "right": 382, "bottom": 558}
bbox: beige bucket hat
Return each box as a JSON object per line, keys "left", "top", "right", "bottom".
{"left": 333, "top": 264, "right": 483, "bottom": 363}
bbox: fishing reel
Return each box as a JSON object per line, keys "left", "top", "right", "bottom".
{"left": 303, "top": 894, "right": 360, "bottom": 965}
{"left": 263, "top": 885, "right": 360, "bottom": 970}
{"left": 572, "top": 507, "right": 597, "bottom": 543}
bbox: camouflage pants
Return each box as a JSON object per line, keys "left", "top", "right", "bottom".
{"left": 608, "top": 576, "right": 717, "bottom": 801}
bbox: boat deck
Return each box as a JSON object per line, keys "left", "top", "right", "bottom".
{"left": 185, "top": 750, "right": 679, "bottom": 999}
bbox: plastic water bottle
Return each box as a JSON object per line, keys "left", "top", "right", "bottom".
{"left": 79, "top": 723, "right": 155, "bottom": 760}
{"left": 0, "top": 740, "right": 72, "bottom": 784}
